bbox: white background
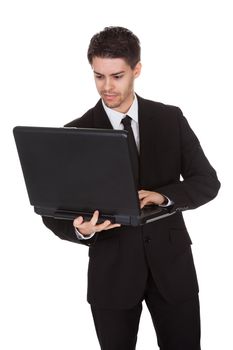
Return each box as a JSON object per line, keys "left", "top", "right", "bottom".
{"left": 0, "top": 0, "right": 232, "bottom": 349}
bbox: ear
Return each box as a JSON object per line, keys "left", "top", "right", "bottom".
{"left": 133, "top": 62, "right": 142, "bottom": 78}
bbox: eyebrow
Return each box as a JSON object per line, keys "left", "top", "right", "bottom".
{"left": 93, "top": 71, "right": 125, "bottom": 76}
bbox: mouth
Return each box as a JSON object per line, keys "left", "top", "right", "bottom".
{"left": 102, "top": 93, "right": 118, "bottom": 101}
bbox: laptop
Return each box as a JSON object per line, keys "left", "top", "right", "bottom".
{"left": 13, "top": 126, "right": 176, "bottom": 226}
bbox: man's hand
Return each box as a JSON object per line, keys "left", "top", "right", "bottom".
{"left": 73, "top": 210, "right": 121, "bottom": 236}
{"left": 138, "top": 190, "right": 167, "bottom": 209}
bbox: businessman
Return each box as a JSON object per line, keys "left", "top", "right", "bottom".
{"left": 42, "top": 27, "right": 220, "bottom": 350}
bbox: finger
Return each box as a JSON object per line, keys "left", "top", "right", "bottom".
{"left": 140, "top": 198, "right": 153, "bottom": 208}
{"left": 104, "top": 224, "right": 121, "bottom": 230}
{"left": 138, "top": 190, "right": 147, "bottom": 195}
{"left": 138, "top": 191, "right": 147, "bottom": 198}
{"left": 95, "top": 219, "right": 112, "bottom": 232}
{"left": 73, "top": 216, "right": 83, "bottom": 227}
{"left": 90, "top": 210, "right": 99, "bottom": 226}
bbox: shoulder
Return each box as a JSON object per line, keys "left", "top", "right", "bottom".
{"left": 64, "top": 108, "right": 94, "bottom": 128}
{"left": 137, "top": 95, "right": 195, "bottom": 138}
{"left": 137, "top": 95, "right": 185, "bottom": 130}
{"left": 64, "top": 100, "right": 102, "bottom": 127}
{"left": 137, "top": 95, "right": 182, "bottom": 116}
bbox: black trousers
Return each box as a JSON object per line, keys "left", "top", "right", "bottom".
{"left": 91, "top": 271, "right": 201, "bottom": 350}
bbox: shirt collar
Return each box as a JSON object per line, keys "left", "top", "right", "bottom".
{"left": 101, "top": 94, "right": 138, "bottom": 129}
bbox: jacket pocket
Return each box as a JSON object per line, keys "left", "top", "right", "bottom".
{"left": 169, "top": 228, "right": 192, "bottom": 260}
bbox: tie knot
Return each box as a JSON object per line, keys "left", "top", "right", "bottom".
{"left": 121, "top": 115, "right": 132, "bottom": 129}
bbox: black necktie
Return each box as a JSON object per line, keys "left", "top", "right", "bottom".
{"left": 121, "top": 115, "right": 139, "bottom": 187}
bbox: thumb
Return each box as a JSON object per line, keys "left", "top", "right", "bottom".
{"left": 73, "top": 216, "right": 84, "bottom": 227}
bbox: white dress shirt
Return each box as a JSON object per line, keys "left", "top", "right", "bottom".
{"left": 102, "top": 95, "right": 140, "bottom": 151}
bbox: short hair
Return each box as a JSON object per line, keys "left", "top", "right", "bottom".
{"left": 87, "top": 26, "right": 141, "bottom": 69}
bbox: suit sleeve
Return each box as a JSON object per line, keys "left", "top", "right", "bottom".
{"left": 156, "top": 109, "right": 221, "bottom": 211}
{"left": 42, "top": 216, "right": 97, "bottom": 246}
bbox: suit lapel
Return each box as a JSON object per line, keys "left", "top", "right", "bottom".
{"left": 92, "top": 100, "right": 113, "bottom": 129}
{"left": 137, "top": 96, "right": 161, "bottom": 189}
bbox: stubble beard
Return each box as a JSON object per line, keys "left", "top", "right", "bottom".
{"left": 102, "top": 90, "right": 134, "bottom": 111}
{"left": 102, "top": 94, "right": 122, "bottom": 109}
{"left": 104, "top": 100, "right": 122, "bottom": 109}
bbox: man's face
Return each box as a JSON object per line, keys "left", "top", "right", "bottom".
{"left": 91, "top": 57, "right": 141, "bottom": 113}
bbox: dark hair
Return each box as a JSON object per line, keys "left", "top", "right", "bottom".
{"left": 87, "top": 26, "right": 141, "bottom": 69}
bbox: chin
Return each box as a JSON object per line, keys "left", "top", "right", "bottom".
{"left": 104, "top": 101, "right": 121, "bottom": 109}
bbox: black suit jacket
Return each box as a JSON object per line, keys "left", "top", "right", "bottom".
{"left": 42, "top": 95, "right": 220, "bottom": 308}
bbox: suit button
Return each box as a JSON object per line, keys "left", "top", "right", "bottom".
{"left": 144, "top": 237, "right": 151, "bottom": 243}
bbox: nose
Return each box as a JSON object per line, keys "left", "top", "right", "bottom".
{"left": 103, "top": 77, "right": 113, "bottom": 92}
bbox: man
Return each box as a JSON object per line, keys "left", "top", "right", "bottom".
{"left": 42, "top": 27, "right": 220, "bottom": 349}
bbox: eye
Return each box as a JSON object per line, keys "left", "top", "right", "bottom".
{"left": 95, "top": 74, "right": 104, "bottom": 80}
{"left": 114, "top": 75, "right": 123, "bottom": 79}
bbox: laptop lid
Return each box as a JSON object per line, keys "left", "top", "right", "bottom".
{"left": 13, "top": 126, "right": 142, "bottom": 225}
